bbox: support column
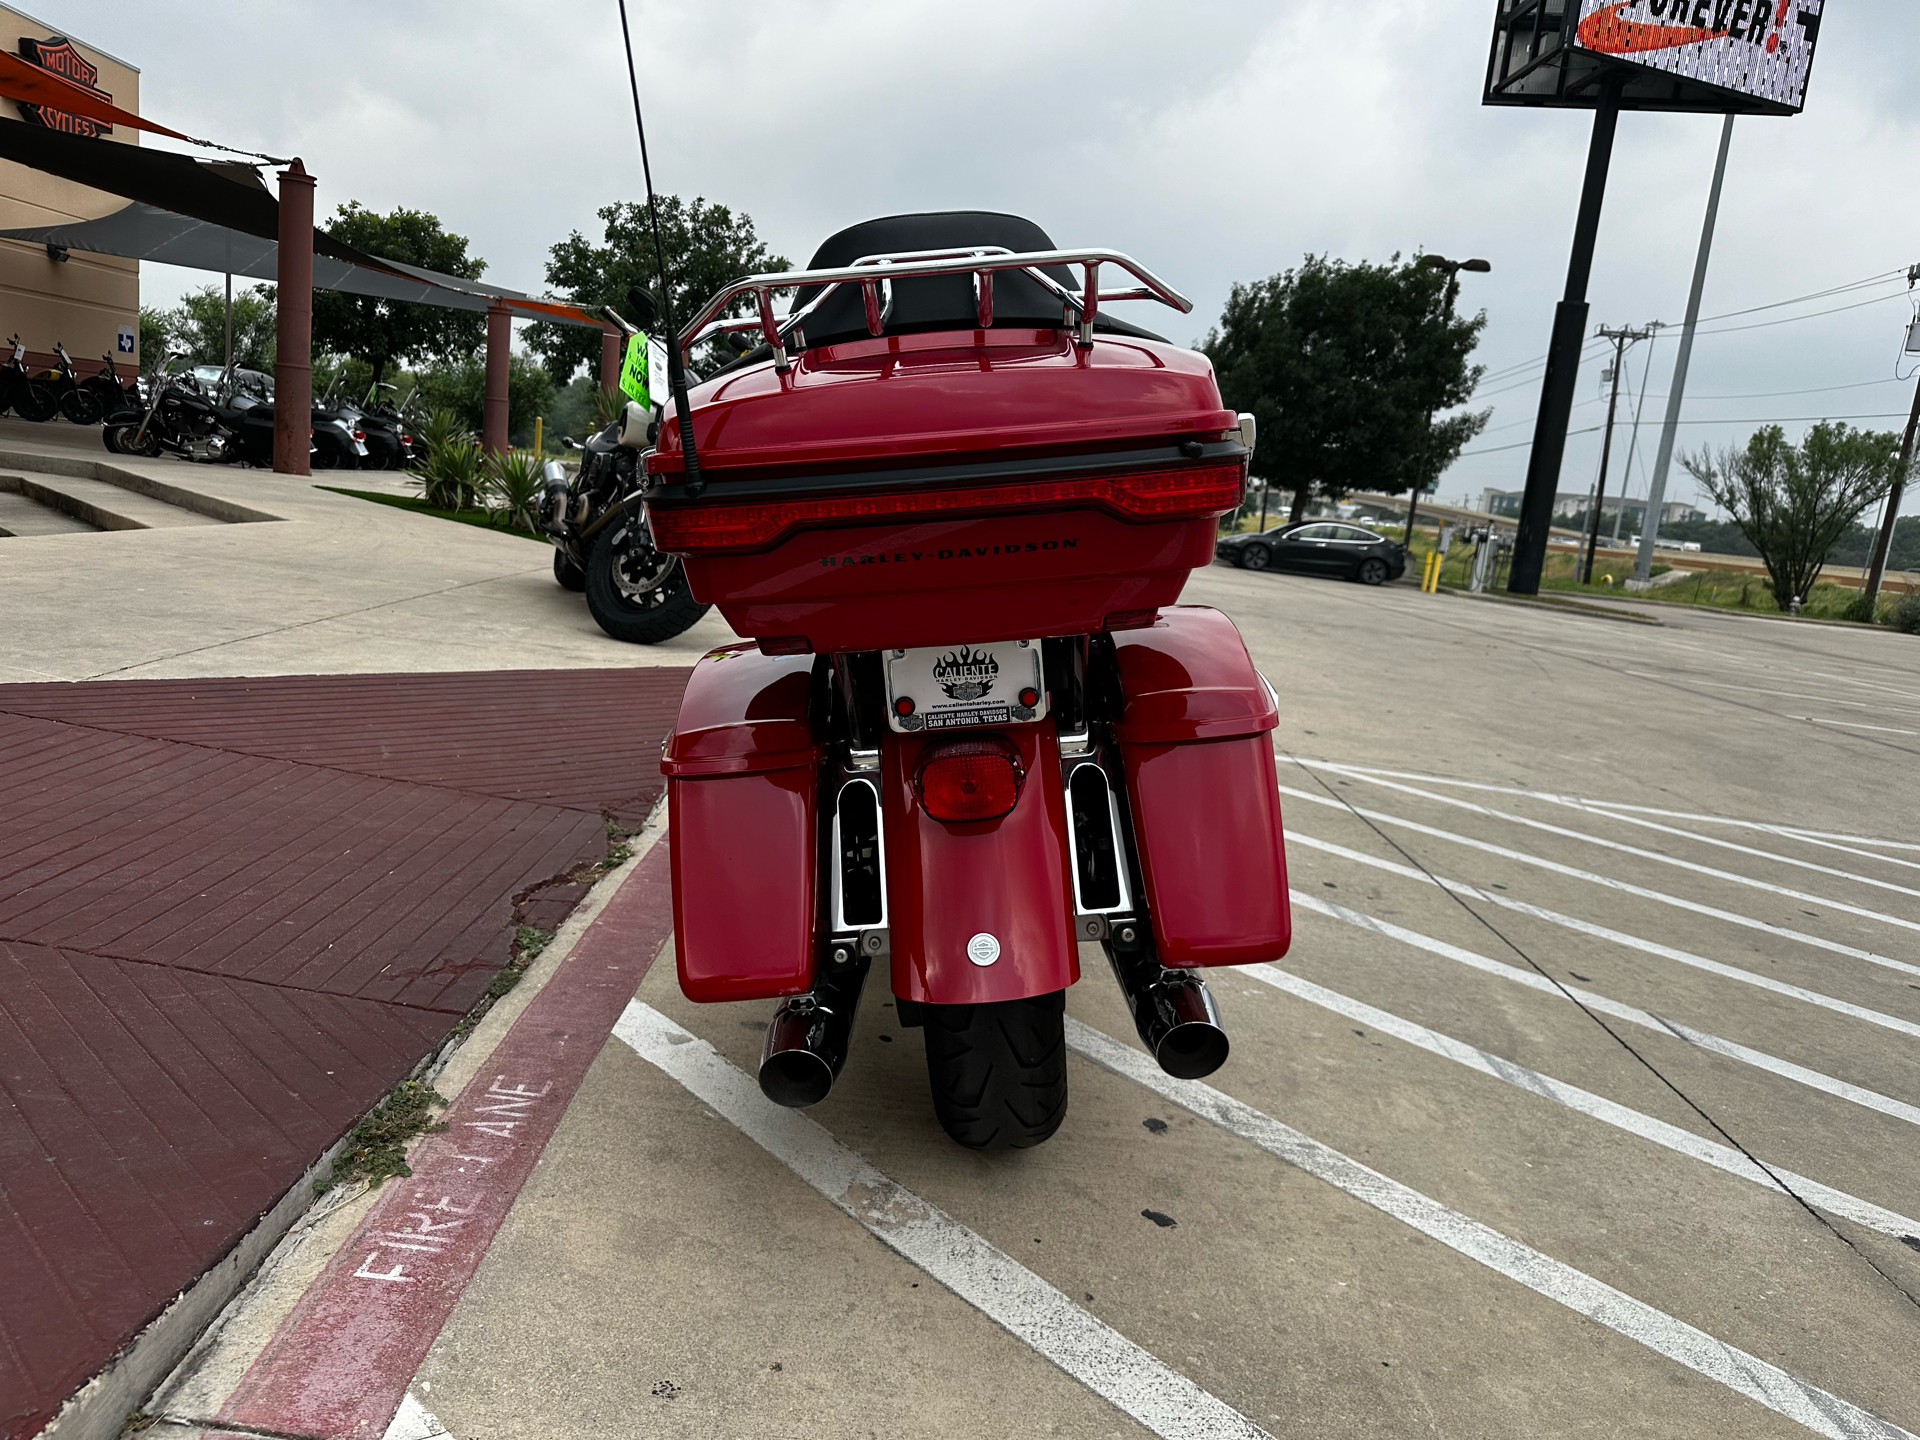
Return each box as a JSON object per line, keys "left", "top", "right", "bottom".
{"left": 273, "top": 159, "right": 314, "bottom": 476}
{"left": 483, "top": 300, "right": 511, "bottom": 455}
{"left": 600, "top": 326, "right": 622, "bottom": 394}
{"left": 1508, "top": 83, "right": 1621, "bottom": 596}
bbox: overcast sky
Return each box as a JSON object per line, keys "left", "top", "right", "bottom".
{"left": 55, "top": 0, "right": 1920, "bottom": 518}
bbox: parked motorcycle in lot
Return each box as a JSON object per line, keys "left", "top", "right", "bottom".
{"left": 102, "top": 353, "right": 360, "bottom": 468}
{"left": 0, "top": 335, "right": 57, "bottom": 421}
{"left": 43, "top": 343, "right": 105, "bottom": 424}
{"left": 540, "top": 292, "right": 710, "bottom": 644}
{"left": 648, "top": 213, "right": 1291, "bottom": 1149}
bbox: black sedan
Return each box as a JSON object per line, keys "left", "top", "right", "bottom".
{"left": 1216, "top": 522, "right": 1406, "bottom": 585}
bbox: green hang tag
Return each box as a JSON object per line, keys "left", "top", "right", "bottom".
{"left": 619, "top": 332, "right": 651, "bottom": 408}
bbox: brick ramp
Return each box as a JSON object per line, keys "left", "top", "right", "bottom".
{"left": 0, "top": 668, "right": 690, "bottom": 1440}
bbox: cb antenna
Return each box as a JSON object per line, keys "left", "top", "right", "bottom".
{"left": 616, "top": 0, "right": 703, "bottom": 496}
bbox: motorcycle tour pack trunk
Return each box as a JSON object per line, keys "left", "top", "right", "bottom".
{"left": 652, "top": 212, "right": 1290, "bottom": 1146}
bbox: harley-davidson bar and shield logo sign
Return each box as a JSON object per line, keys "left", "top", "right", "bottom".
{"left": 932, "top": 646, "right": 999, "bottom": 702}
{"left": 15, "top": 37, "right": 113, "bottom": 137}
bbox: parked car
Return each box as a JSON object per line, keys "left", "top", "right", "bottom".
{"left": 1217, "top": 521, "right": 1406, "bottom": 585}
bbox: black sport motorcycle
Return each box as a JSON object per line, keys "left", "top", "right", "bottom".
{"left": 1, "top": 335, "right": 57, "bottom": 421}
{"left": 541, "top": 292, "right": 708, "bottom": 644}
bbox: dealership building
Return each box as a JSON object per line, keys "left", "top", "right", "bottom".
{"left": 0, "top": 4, "right": 139, "bottom": 381}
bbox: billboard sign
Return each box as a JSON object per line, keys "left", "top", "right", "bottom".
{"left": 1570, "top": 1, "right": 1823, "bottom": 111}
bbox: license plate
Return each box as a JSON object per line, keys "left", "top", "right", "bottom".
{"left": 885, "top": 639, "right": 1046, "bottom": 733}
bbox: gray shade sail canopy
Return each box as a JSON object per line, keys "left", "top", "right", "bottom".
{"left": 0, "top": 118, "right": 602, "bottom": 327}
{"left": 0, "top": 200, "right": 600, "bottom": 324}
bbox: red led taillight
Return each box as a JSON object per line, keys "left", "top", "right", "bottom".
{"left": 914, "top": 737, "right": 1023, "bottom": 823}
{"left": 647, "top": 459, "right": 1245, "bottom": 554}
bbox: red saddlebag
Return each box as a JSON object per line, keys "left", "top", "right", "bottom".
{"left": 662, "top": 646, "right": 823, "bottom": 1002}
{"left": 1111, "top": 606, "right": 1291, "bottom": 967}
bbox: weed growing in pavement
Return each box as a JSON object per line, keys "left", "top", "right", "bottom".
{"left": 315, "top": 1079, "right": 449, "bottom": 1195}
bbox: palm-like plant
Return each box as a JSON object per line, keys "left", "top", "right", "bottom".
{"left": 589, "top": 383, "right": 626, "bottom": 433}
{"left": 414, "top": 408, "right": 483, "bottom": 510}
{"left": 483, "top": 448, "right": 545, "bottom": 534}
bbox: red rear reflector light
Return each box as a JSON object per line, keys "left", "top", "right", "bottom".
{"left": 914, "top": 737, "right": 1023, "bottom": 823}
{"left": 648, "top": 459, "right": 1245, "bottom": 554}
{"left": 1103, "top": 609, "right": 1160, "bottom": 631}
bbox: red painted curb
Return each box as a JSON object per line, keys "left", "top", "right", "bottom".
{"left": 215, "top": 841, "right": 676, "bottom": 1438}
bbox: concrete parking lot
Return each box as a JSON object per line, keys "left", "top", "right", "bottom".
{"left": 9, "top": 462, "right": 1919, "bottom": 1438}
{"left": 378, "top": 570, "right": 1919, "bottom": 1440}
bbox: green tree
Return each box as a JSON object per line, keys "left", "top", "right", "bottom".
{"left": 1682, "top": 422, "right": 1908, "bottom": 611}
{"left": 137, "top": 305, "right": 169, "bottom": 369}
{"left": 149, "top": 285, "right": 278, "bottom": 371}
{"left": 413, "top": 353, "right": 555, "bottom": 447}
{"left": 1206, "top": 254, "right": 1489, "bottom": 524}
{"left": 313, "top": 202, "right": 487, "bottom": 383}
{"left": 524, "top": 195, "right": 789, "bottom": 382}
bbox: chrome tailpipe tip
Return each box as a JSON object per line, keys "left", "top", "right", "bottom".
{"left": 1106, "top": 941, "right": 1231, "bottom": 1081}
{"left": 758, "top": 1044, "right": 836, "bottom": 1108}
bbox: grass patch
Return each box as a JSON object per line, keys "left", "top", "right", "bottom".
{"left": 316, "top": 1079, "right": 449, "bottom": 1195}
{"left": 320, "top": 486, "right": 546, "bottom": 544}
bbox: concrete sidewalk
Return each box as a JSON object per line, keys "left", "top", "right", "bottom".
{"left": 0, "top": 419, "right": 737, "bottom": 682}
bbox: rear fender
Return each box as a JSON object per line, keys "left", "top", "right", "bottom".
{"left": 882, "top": 724, "right": 1077, "bottom": 1005}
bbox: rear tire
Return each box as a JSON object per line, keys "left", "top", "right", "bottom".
{"left": 1358, "top": 557, "right": 1389, "bottom": 585}
{"left": 922, "top": 991, "right": 1068, "bottom": 1150}
{"left": 1241, "top": 543, "right": 1271, "bottom": 572}
{"left": 584, "top": 510, "right": 710, "bottom": 644}
{"left": 59, "top": 387, "right": 103, "bottom": 425}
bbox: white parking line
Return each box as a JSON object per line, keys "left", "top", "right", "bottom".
{"left": 611, "top": 1002, "right": 1272, "bottom": 1440}
{"left": 1279, "top": 785, "right": 1920, "bottom": 983}
{"left": 1286, "top": 889, "right": 1920, "bottom": 1130}
{"left": 1307, "top": 762, "right": 1920, "bottom": 901}
{"left": 1295, "top": 762, "right": 1920, "bottom": 855}
{"left": 1289, "top": 830, "right": 1920, "bottom": 1041}
{"left": 1241, "top": 962, "right": 1920, "bottom": 1241}
{"left": 1296, "top": 766, "right": 1920, "bottom": 938}
{"left": 1802, "top": 718, "right": 1920, "bottom": 736}
{"left": 1066, "top": 1021, "right": 1918, "bottom": 1440}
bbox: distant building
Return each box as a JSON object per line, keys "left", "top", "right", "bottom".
{"left": 1477, "top": 489, "right": 1704, "bottom": 525}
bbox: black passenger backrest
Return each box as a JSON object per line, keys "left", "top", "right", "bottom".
{"left": 792, "top": 211, "right": 1075, "bottom": 348}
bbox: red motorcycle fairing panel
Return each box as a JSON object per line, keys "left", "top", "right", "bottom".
{"left": 686, "top": 511, "right": 1217, "bottom": 653}
{"left": 1110, "top": 606, "right": 1291, "bottom": 967}
{"left": 883, "top": 724, "right": 1079, "bottom": 1005}
{"left": 650, "top": 327, "right": 1235, "bottom": 477}
{"left": 663, "top": 646, "right": 824, "bottom": 1003}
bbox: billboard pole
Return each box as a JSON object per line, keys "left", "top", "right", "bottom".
{"left": 1634, "top": 113, "right": 1734, "bottom": 582}
{"left": 1508, "top": 76, "right": 1622, "bottom": 596}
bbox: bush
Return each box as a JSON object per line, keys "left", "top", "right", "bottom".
{"left": 1890, "top": 590, "right": 1920, "bottom": 635}
{"left": 415, "top": 409, "right": 485, "bottom": 511}
{"left": 482, "top": 449, "right": 544, "bottom": 532}
{"left": 1838, "top": 591, "right": 1878, "bottom": 624}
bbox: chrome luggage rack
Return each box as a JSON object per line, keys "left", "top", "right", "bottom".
{"left": 676, "top": 247, "right": 1193, "bottom": 373}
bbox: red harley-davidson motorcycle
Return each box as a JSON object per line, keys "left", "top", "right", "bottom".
{"left": 649, "top": 212, "right": 1290, "bottom": 1149}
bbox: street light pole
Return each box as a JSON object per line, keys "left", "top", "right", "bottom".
{"left": 1406, "top": 255, "right": 1491, "bottom": 549}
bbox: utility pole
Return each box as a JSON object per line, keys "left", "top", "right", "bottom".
{"left": 1862, "top": 265, "right": 1920, "bottom": 609}
{"left": 1583, "top": 325, "right": 1652, "bottom": 583}
{"left": 1636, "top": 114, "right": 1735, "bottom": 583}
{"left": 1406, "top": 254, "right": 1491, "bottom": 548}
{"left": 1611, "top": 320, "right": 1663, "bottom": 545}
{"left": 223, "top": 271, "right": 233, "bottom": 372}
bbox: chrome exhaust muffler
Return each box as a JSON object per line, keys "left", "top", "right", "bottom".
{"left": 1105, "top": 926, "right": 1230, "bottom": 1080}
{"left": 758, "top": 952, "right": 869, "bottom": 1107}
